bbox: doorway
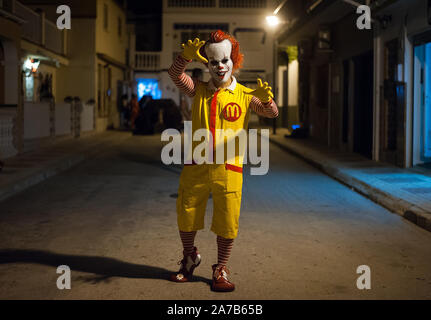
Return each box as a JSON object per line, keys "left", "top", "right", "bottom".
{"left": 0, "top": 42, "right": 4, "bottom": 104}
{"left": 353, "top": 50, "right": 374, "bottom": 159}
{"left": 413, "top": 41, "right": 431, "bottom": 167}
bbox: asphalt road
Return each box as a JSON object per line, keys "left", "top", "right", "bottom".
{"left": 0, "top": 132, "right": 430, "bottom": 299}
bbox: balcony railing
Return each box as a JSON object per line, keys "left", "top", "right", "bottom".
{"left": 14, "top": 1, "right": 41, "bottom": 44}
{"left": 167, "top": 0, "right": 215, "bottom": 7}
{"left": 135, "top": 52, "right": 160, "bottom": 70}
{"left": 219, "top": 0, "right": 267, "bottom": 8}
{"left": 14, "top": 1, "right": 65, "bottom": 55}
{"left": 45, "top": 19, "right": 62, "bottom": 54}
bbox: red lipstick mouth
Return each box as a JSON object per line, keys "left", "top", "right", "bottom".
{"left": 216, "top": 71, "right": 227, "bottom": 79}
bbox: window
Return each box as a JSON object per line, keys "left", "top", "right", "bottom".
{"left": 219, "top": 0, "right": 266, "bottom": 8}
{"left": 118, "top": 17, "right": 122, "bottom": 38}
{"left": 168, "top": 0, "right": 215, "bottom": 7}
{"left": 181, "top": 31, "right": 211, "bottom": 45}
{"left": 174, "top": 23, "right": 228, "bottom": 32}
{"left": 107, "top": 67, "right": 112, "bottom": 102}
{"left": 103, "top": 4, "right": 108, "bottom": 31}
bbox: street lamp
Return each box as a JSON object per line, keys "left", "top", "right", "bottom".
{"left": 266, "top": 15, "right": 280, "bottom": 27}
{"left": 265, "top": 0, "right": 288, "bottom": 28}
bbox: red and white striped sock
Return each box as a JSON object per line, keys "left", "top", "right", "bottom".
{"left": 179, "top": 230, "right": 197, "bottom": 256}
{"left": 217, "top": 236, "right": 234, "bottom": 266}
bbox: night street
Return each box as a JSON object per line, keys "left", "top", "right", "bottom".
{"left": 2, "top": 0, "right": 431, "bottom": 307}
{"left": 0, "top": 132, "right": 430, "bottom": 299}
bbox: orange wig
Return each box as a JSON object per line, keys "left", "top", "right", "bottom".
{"left": 199, "top": 30, "right": 244, "bottom": 71}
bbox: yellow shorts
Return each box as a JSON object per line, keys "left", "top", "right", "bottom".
{"left": 176, "top": 163, "right": 243, "bottom": 239}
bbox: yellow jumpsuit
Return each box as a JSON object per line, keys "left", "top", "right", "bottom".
{"left": 177, "top": 80, "right": 253, "bottom": 239}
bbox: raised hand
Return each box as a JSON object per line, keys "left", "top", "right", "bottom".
{"left": 245, "top": 78, "right": 274, "bottom": 103}
{"left": 181, "top": 38, "right": 208, "bottom": 64}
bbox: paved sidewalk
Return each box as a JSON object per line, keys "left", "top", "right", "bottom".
{"left": 0, "top": 131, "right": 131, "bottom": 202}
{"left": 267, "top": 128, "right": 431, "bottom": 233}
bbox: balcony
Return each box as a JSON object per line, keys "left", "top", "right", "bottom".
{"left": 14, "top": 1, "right": 65, "bottom": 56}
{"left": 135, "top": 52, "right": 160, "bottom": 71}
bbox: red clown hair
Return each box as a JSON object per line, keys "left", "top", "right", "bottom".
{"left": 199, "top": 30, "right": 244, "bottom": 71}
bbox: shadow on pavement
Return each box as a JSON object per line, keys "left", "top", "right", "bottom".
{"left": 0, "top": 249, "right": 211, "bottom": 285}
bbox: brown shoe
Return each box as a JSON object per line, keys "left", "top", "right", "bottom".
{"left": 170, "top": 247, "right": 201, "bottom": 282}
{"left": 211, "top": 264, "right": 235, "bottom": 292}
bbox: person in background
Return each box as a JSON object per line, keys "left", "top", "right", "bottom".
{"left": 129, "top": 94, "right": 139, "bottom": 130}
{"left": 136, "top": 95, "right": 155, "bottom": 134}
{"left": 120, "top": 94, "right": 129, "bottom": 129}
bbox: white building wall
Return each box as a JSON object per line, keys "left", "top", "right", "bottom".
{"left": 137, "top": 0, "right": 276, "bottom": 106}
{"left": 23, "top": 102, "right": 51, "bottom": 139}
{"left": 55, "top": 103, "right": 72, "bottom": 136}
{"left": 288, "top": 60, "right": 299, "bottom": 107}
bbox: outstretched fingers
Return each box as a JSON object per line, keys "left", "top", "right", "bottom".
{"left": 197, "top": 52, "right": 208, "bottom": 64}
{"left": 257, "top": 78, "right": 263, "bottom": 87}
{"left": 267, "top": 90, "right": 274, "bottom": 99}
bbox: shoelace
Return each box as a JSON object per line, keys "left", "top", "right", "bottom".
{"left": 177, "top": 255, "right": 196, "bottom": 272}
{"left": 175, "top": 258, "right": 188, "bottom": 279}
{"left": 214, "top": 266, "right": 230, "bottom": 281}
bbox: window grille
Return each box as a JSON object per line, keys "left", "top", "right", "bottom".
{"left": 219, "top": 0, "right": 266, "bottom": 8}
{"left": 174, "top": 23, "right": 229, "bottom": 31}
{"left": 168, "top": 0, "right": 215, "bottom": 8}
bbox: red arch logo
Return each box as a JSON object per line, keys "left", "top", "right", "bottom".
{"left": 222, "top": 102, "right": 242, "bottom": 122}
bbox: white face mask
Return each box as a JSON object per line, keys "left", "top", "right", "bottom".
{"left": 205, "top": 39, "right": 233, "bottom": 85}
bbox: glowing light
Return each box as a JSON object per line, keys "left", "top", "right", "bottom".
{"left": 137, "top": 78, "right": 162, "bottom": 100}
{"left": 31, "top": 59, "right": 40, "bottom": 72}
{"left": 266, "top": 15, "right": 280, "bottom": 27}
{"left": 22, "top": 58, "right": 40, "bottom": 76}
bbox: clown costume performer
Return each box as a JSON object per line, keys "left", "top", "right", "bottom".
{"left": 168, "top": 30, "right": 278, "bottom": 292}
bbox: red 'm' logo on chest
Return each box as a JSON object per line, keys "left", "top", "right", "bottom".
{"left": 222, "top": 103, "right": 242, "bottom": 122}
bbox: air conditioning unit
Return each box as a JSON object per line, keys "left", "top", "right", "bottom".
{"left": 317, "top": 26, "right": 332, "bottom": 51}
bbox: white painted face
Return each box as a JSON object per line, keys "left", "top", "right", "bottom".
{"left": 205, "top": 39, "right": 233, "bottom": 85}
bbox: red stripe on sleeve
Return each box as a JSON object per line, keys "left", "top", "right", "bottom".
{"left": 168, "top": 55, "right": 196, "bottom": 97}
{"left": 249, "top": 97, "right": 279, "bottom": 118}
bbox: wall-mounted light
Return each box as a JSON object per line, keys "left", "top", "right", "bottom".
{"left": 266, "top": 0, "right": 288, "bottom": 28}
{"left": 266, "top": 15, "right": 280, "bottom": 27}
{"left": 23, "top": 58, "right": 40, "bottom": 76}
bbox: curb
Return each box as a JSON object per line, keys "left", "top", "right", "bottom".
{"left": 0, "top": 154, "right": 85, "bottom": 203}
{"left": 0, "top": 131, "right": 131, "bottom": 203}
{"left": 268, "top": 136, "right": 431, "bottom": 233}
